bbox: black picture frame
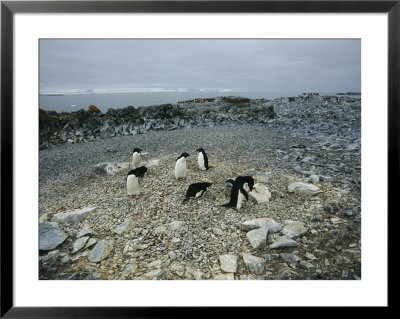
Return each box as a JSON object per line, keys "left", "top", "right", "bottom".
{"left": 1, "top": 0, "right": 396, "bottom": 317}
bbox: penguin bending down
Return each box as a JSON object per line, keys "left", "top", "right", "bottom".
{"left": 127, "top": 166, "right": 148, "bottom": 178}
{"left": 182, "top": 182, "right": 212, "bottom": 203}
{"left": 196, "top": 148, "right": 209, "bottom": 171}
{"left": 235, "top": 176, "right": 255, "bottom": 192}
{"left": 174, "top": 152, "right": 190, "bottom": 179}
{"left": 132, "top": 148, "right": 142, "bottom": 169}
{"left": 222, "top": 181, "right": 249, "bottom": 209}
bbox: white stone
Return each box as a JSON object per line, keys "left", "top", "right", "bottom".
{"left": 287, "top": 182, "right": 321, "bottom": 195}
{"left": 93, "top": 163, "right": 121, "bottom": 175}
{"left": 269, "top": 236, "right": 299, "bottom": 249}
{"left": 239, "top": 218, "right": 283, "bottom": 233}
{"left": 219, "top": 254, "right": 238, "bottom": 273}
{"left": 281, "top": 220, "right": 308, "bottom": 239}
{"left": 249, "top": 183, "right": 272, "bottom": 203}
{"left": 51, "top": 207, "right": 96, "bottom": 224}
{"left": 246, "top": 227, "right": 268, "bottom": 249}
{"left": 114, "top": 218, "right": 135, "bottom": 235}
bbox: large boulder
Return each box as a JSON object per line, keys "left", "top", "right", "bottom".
{"left": 39, "top": 222, "right": 67, "bottom": 251}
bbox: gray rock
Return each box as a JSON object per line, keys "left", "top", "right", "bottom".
{"left": 51, "top": 207, "right": 96, "bottom": 224}
{"left": 305, "top": 252, "right": 317, "bottom": 260}
{"left": 281, "top": 220, "right": 308, "bottom": 239}
{"left": 219, "top": 254, "right": 238, "bottom": 273}
{"left": 76, "top": 227, "right": 93, "bottom": 238}
{"left": 280, "top": 253, "right": 300, "bottom": 264}
{"left": 269, "top": 236, "right": 299, "bottom": 249}
{"left": 287, "top": 182, "right": 321, "bottom": 195}
{"left": 311, "top": 214, "right": 323, "bottom": 222}
{"left": 320, "top": 175, "right": 334, "bottom": 183}
{"left": 114, "top": 218, "right": 135, "bottom": 235}
{"left": 246, "top": 227, "right": 268, "bottom": 249}
{"left": 309, "top": 175, "right": 320, "bottom": 183}
{"left": 153, "top": 225, "right": 167, "bottom": 236}
{"left": 72, "top": 236, "right": 89, "bottom": 253}
{"left": 299, "top": 260, "right": 315, "bottom": 269}
{"left": 85, "top": 238, "right": 97, "bottom": 249}
{"left": 87, "top": 239, "right": 113, "bottom": 263}
{"left": 39, "top": 222, "right": 67, "bottom": 251}
{"left": 167, "top": 221, "right": 185, "bottom": 233}
{"left": 239, "top": 218, "right": 283, "bottom": 233}
{"left": 121, "top": 263, "right": 138, "bottom": 278}
{"left": 242, "top": 253, "right": 266, "bottom": 275}
{"left": 93, "top": 163, "right": 121, "bottom": 175}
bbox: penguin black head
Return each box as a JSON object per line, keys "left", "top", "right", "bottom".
{"left": 177, "top": 152, "right": 190, "bottom": 160}
{"left": 235, "top": 176, "right": 255, "bottom": 191}
{"left": 196, "top": 148, "right": 205, "bottom": 153}
{"left": 133, "top": 148, "right": 142, "bottom": 153}
{"left": 127, "top": 166, "right": 148, "bottom": 179}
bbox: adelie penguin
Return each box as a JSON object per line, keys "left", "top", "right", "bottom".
{"left": 235, "top": 176, "right": 255, "bottom": 193}
{"left": 222, "top": 176, "right": 254, "bottom": 209}
{"left": 182, "top": 182, "right": 212, "bottom": 203}
{"left": 196, "top": 148, "right": 209, "bottom": 171}
{"left": 174, "top": 152, "right": 189, "bottom": 180}
{"left": 126, "top": 166, "right": 147, "bottom": 196}
{"left": 131, "top": 148, "right": 142, "bottom": 169}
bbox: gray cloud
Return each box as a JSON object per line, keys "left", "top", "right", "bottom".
{"left": 39, "top": 39, "right": 360, "bottom": 93}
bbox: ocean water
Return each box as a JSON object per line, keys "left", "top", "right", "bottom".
{"left": 39, "top": 91, "right": 336, "bottom": 113}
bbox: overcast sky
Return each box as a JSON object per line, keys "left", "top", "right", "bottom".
{"left": 39, "top": 39, "right": 361, "bottom": 94}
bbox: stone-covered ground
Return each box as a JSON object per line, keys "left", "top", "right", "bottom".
{"left": 39, "top": 94, "right": 361, "bottom": 280}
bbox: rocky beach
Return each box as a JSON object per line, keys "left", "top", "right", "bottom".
{"left": 39, "top": 93, "right": 361, "bottom": 280}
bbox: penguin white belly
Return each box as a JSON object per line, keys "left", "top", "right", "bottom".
{"left": 132, "top": 152, "right": 141, "bottom": 169}
{"left": 174, "top": 158, "right": 187, "bottom": 179}
{"left": 237, "top": 191, "right": 245, "bottom": 209}
{"left": 127, "top": 175, "right": 140, "bottom": 195}
{"left": 195, "top": 190, "right": 204, "bottom": 198}
{"left": 198, "top": 153, "right": 206, "bottom": 171}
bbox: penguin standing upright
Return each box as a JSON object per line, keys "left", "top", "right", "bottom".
{"left": 174, "top": 152, "right": 190, "bottom": 179}
{"left": 222, "top": 178, "right": 250, "bottom": 209}
{"left": 196, "top": 148, "right": 209, "bottom": 171}
{"left": 132, "top": 148, "right": 142, "bottom": 169}
{"left": 126, "top": 173, "right": 140, "bottom": 196}
{"left": 183, "top": 182, "right": 212, "bottom": 203}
